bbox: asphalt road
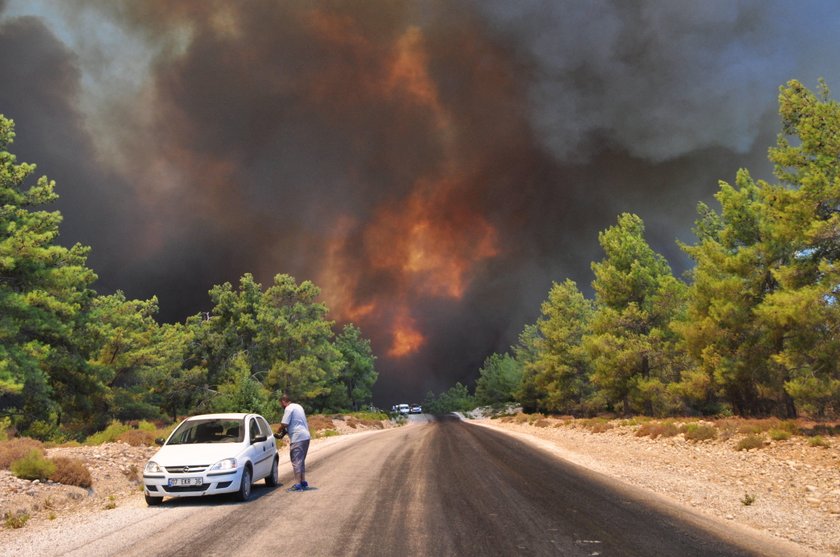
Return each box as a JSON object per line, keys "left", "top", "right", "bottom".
{"left": 4, "top": 416, "right": 816, "bottom": 557}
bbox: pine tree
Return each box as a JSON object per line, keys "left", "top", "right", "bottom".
{"left": 0, "top": 115, "right": 99, "bottom": 433}
{"left": 585, "top": 213, "right": 686, "bottom": 416}
{"left": 526, "top": 280, "right": 594, "bottom": 414}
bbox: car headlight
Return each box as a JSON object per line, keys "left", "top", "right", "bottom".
{"left": 209, "top": 458, "right": 237, "bottom": 472}
{"left": 145, "top": 461, "right": 163, "bottom": 474}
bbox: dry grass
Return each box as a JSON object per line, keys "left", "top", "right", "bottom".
{"left": 636, "top": 421, "right": 680, "bottom": 439}
{"left": 307, "top": 414, "right": 336, "bottom": 432}
{"left": 736, "top": 434, "right": 766, "bottom": 451}
{"left": 345, "top": 416, "right": 384, "bottom": 430}
{"left": 0, "top": 438, "right": 46, "bottom": 469}
{"left": 117, "top": 429, "right": 157, "bottom": 446}
{"left": 579, "top": 418, "right": 614, "bottom": 433}
{"left": 681, "top": 423, "right": 718, "bottom": 442}
{"left": 49, "top": 457, "right": 92, "bottom": 488}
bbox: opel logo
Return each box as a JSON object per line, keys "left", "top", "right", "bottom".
{"left": 182, "top": 467, "right": 189, "bottom": 474}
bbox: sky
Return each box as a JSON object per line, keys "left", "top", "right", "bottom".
{"left": 2, "top": 0, "right": 840, "bottom": 405}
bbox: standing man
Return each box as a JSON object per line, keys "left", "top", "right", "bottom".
{"left": 275, "top": 393, "right": 311, "bottom": 491}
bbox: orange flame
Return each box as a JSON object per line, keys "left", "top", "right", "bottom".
{"left": 388, "top": 312, "right": 425, "bottom": 358}
{"left": 309, "top": 21, "right": 499, "bottom": 359}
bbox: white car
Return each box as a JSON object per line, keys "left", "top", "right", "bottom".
{"left": 143, "top": 413, "right": 278, "bottom": 505}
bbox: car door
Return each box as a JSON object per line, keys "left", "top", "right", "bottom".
{"left": 248, "top": 416, "right": 272, "bottom": 480}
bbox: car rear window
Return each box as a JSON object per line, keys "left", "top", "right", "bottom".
{"left": 168, "top": 419, "right": 245, "bottom": 444}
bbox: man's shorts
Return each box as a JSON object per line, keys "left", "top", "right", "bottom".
{"left": 290, "top": 439, "right": 310, "bottom": 475}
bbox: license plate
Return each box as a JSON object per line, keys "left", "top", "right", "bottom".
{"left": 168, "top": 477, "right": 202, "bottom": 487}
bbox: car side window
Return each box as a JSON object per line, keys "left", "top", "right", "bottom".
{"left": 258, "top": 417, "right": 271, "bottom": 436}
{"left": 249, "top": 418, "right": 262, "bottom": 440}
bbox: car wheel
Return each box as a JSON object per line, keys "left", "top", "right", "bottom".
{"left": 265, "top": 457, "right": 279, "bottom": 487}
{"left": 235, "top": 465, "right": 252, "bottom": 502}
{"left": 145, "top": 494, "right": 163, "bottom": 506}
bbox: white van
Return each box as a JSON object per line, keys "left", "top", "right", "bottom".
{"left": 398, "top": 403, "right": 410, "bottom": 415}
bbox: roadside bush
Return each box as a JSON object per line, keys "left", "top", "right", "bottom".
{"left": 348, "top": 411, "right": 389, "bottom": 421}
{"left": 10, "top": 449, "right": 57, "bottom": 480}
{"left": 736, "top": 434, "right": 766, "bottom": 451}
{"left": 48, "top": 457, "right": 92, "bottom": 488}
{"left": 513, "top": 413, "right": 530, "bottom": 424}
{"left": 808, "top": 436, "right": 830, "bottom": 448}
{"left": 117, "top": 429, "right": 157, "bottom": 447}
{"left": 534, "top": 419, "right": 552, "bottom": 428}
{"left": 0, "top": 438, "right": 45, "bottom": 469}
{"left": 22, "top": 420, "right": 65, "bottom": 443}
{"left": 636, "top": 421, "right": 680, "bottom": 439}
{"left": 579, "top": 418, "right": 613, "bottom": 433}
{"left": 768, "top": 429, "right": 792, "bottom": 441}
{"left": 681, "top": 423, "right": 718, "bottom": 442}
{"left": 4, "top": 511, "right": 29, "bottom": 529}
{"left": 85, "top": 421, "right": 132, "bottom": 445}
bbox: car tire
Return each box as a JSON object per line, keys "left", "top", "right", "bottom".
{"left": 145, "top": 494, "right": 163, "bottom": 506}
{"left": 235, "top": 465, "right": 252, "bottom": 502}
{"left": 265, "top": 457, "right": 279, "bottom": 487}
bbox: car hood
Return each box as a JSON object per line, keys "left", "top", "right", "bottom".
{"left": 150, "top": 443, "right": 247, "bottom": 466}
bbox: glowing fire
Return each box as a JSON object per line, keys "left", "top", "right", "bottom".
{"left": 388, "top": 313, "right": 425, "bottom": 358}
{"left": 309, "top": 20, "right": 499, "bottom": 359}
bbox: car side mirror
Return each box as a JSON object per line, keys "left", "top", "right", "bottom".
{"left": 252, "top": 434, "right": 267, "bottom": 444}
{"left": 155, "top": 437, "right": 165, "bottom": 446}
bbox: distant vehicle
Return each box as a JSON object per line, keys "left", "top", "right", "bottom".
{"left": 410, "top": 405, "right": 422, "bottom": 414}
{"left": 398, "top": 403, "right": 410, "bottom": 415}
{"left": 142, "top": 413, "right": 279, "bottom": 505}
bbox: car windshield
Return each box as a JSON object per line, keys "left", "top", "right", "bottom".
{"left": 167, "top": 418, "right": 245, "bottom": 445}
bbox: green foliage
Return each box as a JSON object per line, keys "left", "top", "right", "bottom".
{"left": 475, "top": 352, "right": 521, "bottom": 406}
{"left": 423, "top": 383, "right": 475, "bottom": 415}
{"left": 184, "top": 273, "right": 358, "bottom": 415}
{"left": 585, "top": 214, "right": 687, "bottom": 416}
{"left": 0, "top": 114, "right": 99, "bottom": 432}
{"left": 741, "top": 493, "right": 756, "bottom": 506}
{"left": 10, "top": 448, "right": 56, "bottom": 480}
{"left": 210, "top": 351, "right": 274, "bottom": 417}
{"left": 517, "top": 280, "right": 594, "bottom": 414}
{"left": 84, "top": 420, "right": 132, "bottom": 445}
{"left": 333, "top": 324, "right": 378, "bottom": 411}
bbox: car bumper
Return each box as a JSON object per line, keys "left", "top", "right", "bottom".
{"left": 143, "top": 467, "right": 245, "bottom": 499}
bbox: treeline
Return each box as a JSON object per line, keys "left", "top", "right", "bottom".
{"left": 456, "top": 80, "right": 840, "bottom": 419}
{"left": 0, "top": 114, "right": 377, "bottom": 440}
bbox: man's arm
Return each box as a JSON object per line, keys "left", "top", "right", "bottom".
{"left": 274, "top": 423, "right": 288, "bottom": 440}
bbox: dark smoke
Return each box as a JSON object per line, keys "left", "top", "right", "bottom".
{"left": 2, "top": 1, "right": 839, "bottom": 404}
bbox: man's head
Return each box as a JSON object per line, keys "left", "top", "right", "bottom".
{"left": 280, "top": 393, "right": 292, "bottom": 407}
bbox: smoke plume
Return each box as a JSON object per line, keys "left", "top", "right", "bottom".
{"left": 2, "top": 0, "right": 839, "bottom": 402}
